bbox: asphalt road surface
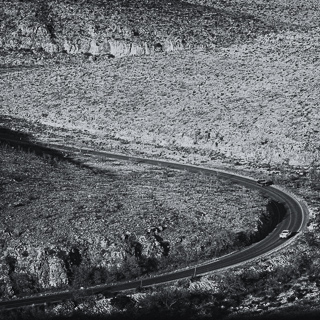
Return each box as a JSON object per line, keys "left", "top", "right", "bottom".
{"left": 0, "top": 141, "right": 309, "bottom": 310}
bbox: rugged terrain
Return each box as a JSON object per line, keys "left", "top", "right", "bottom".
{"left": 2, "top": 30, "right": 320, "bottom": 168}
{"left": 0, "top": 0, "right": 271, "bottom": 63}
{"left": 0, "top": 138, "right": 269, "bottom": 299}
{"left": 1, "top": 0, "right": 320, "bottom": 319}
{"left": 1, "top": 0, "right": 319, "bottom": 167}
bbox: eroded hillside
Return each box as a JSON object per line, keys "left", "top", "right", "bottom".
{"left": 2, "top": 28, "right": 320, "bottom": 166}
{"left": 0, "top": 0, "right": 272, "bottom": 65}
{"left": 0, "top": 141, "right": 267, "bottom": 298}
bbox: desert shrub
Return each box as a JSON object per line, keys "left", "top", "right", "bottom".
{"left": 0, "top": 280, "right": 6, "bottom": 298}
{"left": 5, "top": 255, "right": 17, "bottom": 274}
{"left": 219, "top": 272, "right": 246, "bottom": 296}
{"left": 138, "top": 256, "right": 159, "bottom": 275}
{"left": 240, "top": 267, "right": 265, "bottom": 286}
{"left": 11, "top": 272, "right": 40, "bottom": 295}
{"left": 87, "top": 266, "right": 110, "bottom": 285}
{"left": 304, "top": 230, "right": 319, "bottom": 246}
{"left": 111, "top": 294, "right": 135, "bottom": 310}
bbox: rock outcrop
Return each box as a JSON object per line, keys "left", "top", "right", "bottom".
{"left": 0, "top": 0, "right": 270, "bottom": 62}
{"left": 0, "top": 245, "right": 69, "bottom": 299}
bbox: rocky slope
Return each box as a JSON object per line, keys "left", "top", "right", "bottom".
{"left": 1, "top": 1, "right": 320, "bottom": 319}
{"left": 187, "top": 0, "right": 320, "bottom": 29}
{"left": 1, "top": 1, "right": 319, "bottom": 167}
{"left": 0, "top": 0, "right": 272, "bottom": 65}
{"left": 2, "top": 27, "right": 320, "bottom": 168}
{"left": 0, "top": 139, "right": 270, "bottom": 299}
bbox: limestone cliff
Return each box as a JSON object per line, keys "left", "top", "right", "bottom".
{"left": 0, "top": 0, "right": 271, "bottom": 63}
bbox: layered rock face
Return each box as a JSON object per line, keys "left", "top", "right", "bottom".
{"left": 0, "top": 246, "right": 69, "bottom": 299}
{"left": 0, "top": 0, "right": 270, "bottom": 61}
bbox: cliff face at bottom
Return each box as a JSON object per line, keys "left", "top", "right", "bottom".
{"left": 0, "top": 199, "right": 285, "bottom": 299}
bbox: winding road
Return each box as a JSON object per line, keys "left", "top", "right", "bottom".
{"left": 0, "top": 140, "right": 309, "bottom": 310}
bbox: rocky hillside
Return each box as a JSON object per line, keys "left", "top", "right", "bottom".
{"left": 1, "top": 1, "right": 319, "bottom": 167}
{"left": 0, "top": 138, "right": 269, "bottom": 298}
{"left": 0, "top": 0, "right": 272, "bottom": 64}
{"left": 187, "top": 0, "right": 320, "bottom": 29}
{"left": 2, "top": 27, "right": 320, "bottom": 167}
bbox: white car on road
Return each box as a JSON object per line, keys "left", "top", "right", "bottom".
{"left": 257, "top": 179, "right": 274, "bottom": 186}
{"left": 279, "top": 230, "right": 291, "bottom": 239}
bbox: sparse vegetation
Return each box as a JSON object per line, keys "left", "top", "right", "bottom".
{"left": 0, "top": 0, "right": 273, "bottom": 65}
{"left": 0, "top": 140, "right": 268, "bottom": 297}
{"left": 1, "top": 0, "right": 320, "bottom": 319}
{"left": 1, "top": 26, "right": 320, "bottom": 167}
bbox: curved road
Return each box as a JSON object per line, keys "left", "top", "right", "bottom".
{"left": 0, "top": 141, "right": 309, "bottom": 310}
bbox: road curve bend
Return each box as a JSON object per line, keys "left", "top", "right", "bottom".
{"left": 0, "top": 141, "right": 309, "bottom": 310}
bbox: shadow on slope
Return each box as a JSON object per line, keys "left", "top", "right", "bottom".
{"left": 0, "top": 126, "right": 82, "bottom": 166}
{"left": 2, "top": 305, "right": 320, "bottom": 320}
{"left": 228, "top": 308, "right": 320, "bottom": 320}
{"left": 0, "top": 118, "right": 111, "bottom": 175}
